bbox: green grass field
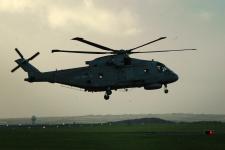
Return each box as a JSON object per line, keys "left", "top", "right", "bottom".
{"left": 0, "top": 123, "right": 224, "bottom": 150}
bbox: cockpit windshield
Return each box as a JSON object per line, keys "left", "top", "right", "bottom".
{"left": 156, "top": 63, "right": 168, "bottom": 72}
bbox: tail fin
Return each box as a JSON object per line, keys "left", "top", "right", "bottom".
{"left": 11, "top": 48, "right": 41, "bottom": 82}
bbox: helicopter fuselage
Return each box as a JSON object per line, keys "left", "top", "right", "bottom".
{"left": 12, "top": 34, "right": 194, "bottom": 100}
{"left": 28, "top": 57, "right": 178, "bottom": 92}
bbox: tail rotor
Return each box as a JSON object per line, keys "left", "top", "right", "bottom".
{"left": 15, "top": 48, "right": 24, "bottom": 59}
{"left": 11, "top": 48, "right": 40, "bottom": 73}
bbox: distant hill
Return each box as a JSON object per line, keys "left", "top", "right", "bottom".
{"left": 0, "top": 114, "right": 225, "bottom": 125}
{"left": 110, "top": 118, "right": 174, "bottom": 125}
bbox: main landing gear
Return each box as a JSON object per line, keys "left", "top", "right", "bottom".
{"left": 104, "top": 88, "right": 112, "bottom": 100}
{"left": 104, "top": 94, "right": 110, "bottom": 100}
{"left": 164, "top": 84, "right": 169, "bottom": 94}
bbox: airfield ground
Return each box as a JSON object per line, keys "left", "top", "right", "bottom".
{"left": 0, "top": 122, "right": 224, "bottom": 150}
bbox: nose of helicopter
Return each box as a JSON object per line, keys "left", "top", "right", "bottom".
{"left": 171, "top": 73, "right": 179, "bottom": 82}
{"left": 163, "top": 71, "right": 179, "bottom": 84}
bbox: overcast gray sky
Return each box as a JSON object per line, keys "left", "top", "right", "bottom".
{"left": 0, "top": 0, "right": 225, "bottom": 118}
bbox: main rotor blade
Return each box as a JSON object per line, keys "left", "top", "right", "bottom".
{"left": 52, "top": 49, "right": 112, "bottom": 54}
{"left": 27, "top": 52, "right": 40, "bottom": 61}
{"left": 11, "top": 65, "right": 20, "bottom": 73}
{"left": 15, "top": 48, "right": 24, "bottom": 58}
{"left": 71, "top": 37, "right": 116, "bottom": 52}
{"left": 128, "top": 37, "right": 167, "bottom": 52}
{"left": 130, "top": 49, "right": 197, "bottom": 54}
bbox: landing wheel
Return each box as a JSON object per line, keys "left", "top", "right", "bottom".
{"left": 104, "top": 94, "right": 110, "bottom": 100}
{"left": 164, "top": 89, "right": 169, "bottom": 94}
{"left": 164, "top": 84, "right": 169, "bottom": 94}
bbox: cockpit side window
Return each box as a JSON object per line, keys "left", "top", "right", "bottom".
{"left": 156, "top": 63, "right": 168, "bottom": 72}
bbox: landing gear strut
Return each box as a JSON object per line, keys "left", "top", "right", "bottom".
{"left": 164, "top": 84, "right": 169, "bottom": 94}
{"left": 104, "top": 88, "right": 112, "bottom": 100}
{"left": 106, "top": 89, "right": 112, "bottom": 96}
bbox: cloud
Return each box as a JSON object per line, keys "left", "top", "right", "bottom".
{"left": 0, "top": 0, "right": 39, "bottom": 13}
{"left": 0, "top": 0, "right": 141, "bottom": 36}
{"left": 198, "top": 11, "right": 213, "bottom": 21}
{"left": 47, "top": 0, "right": 141, "bottom": 35}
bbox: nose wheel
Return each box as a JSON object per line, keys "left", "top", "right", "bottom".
{"left": 104, "top": 88, "right": 112, "bottom": 100}
{"left": 164, "top": 84, "right": 169, "bottom": 94}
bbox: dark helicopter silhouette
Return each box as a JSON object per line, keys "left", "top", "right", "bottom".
{"left": 11, "top": 37, "right": 196, "bottom": 100}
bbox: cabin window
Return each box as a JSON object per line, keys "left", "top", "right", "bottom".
{"left": 98, "top": 73, "right": 103, "bottom": 79}
{"left": 144, "top": 69, "right": 149, "bottom": 73}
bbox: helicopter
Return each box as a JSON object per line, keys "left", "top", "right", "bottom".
{"left": 11, "top": 37, "right": 196, "bottom": 100}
